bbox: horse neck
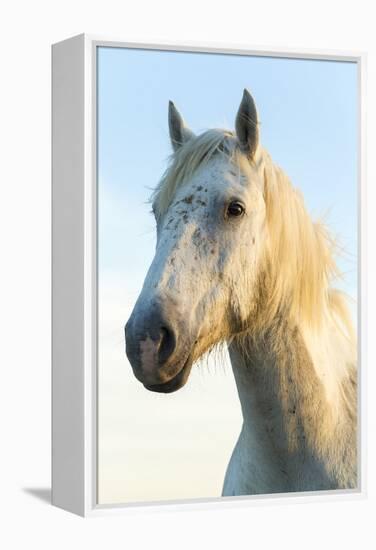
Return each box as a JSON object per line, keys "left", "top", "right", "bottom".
{"left": 228, "top": 314, "right": 356, "bottom": 471}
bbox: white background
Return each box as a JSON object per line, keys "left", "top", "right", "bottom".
{"left": 0, "top": 1, "right": 375, "bottom": 548}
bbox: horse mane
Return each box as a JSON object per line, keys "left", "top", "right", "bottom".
{"left": 260, "top": 155, "right": 345, "bottom": 331}
{"left": 151, "top": 129, "right": 354, "bottom": 338}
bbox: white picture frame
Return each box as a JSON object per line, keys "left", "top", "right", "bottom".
{"left": 51, "top": 33, "right": 367, "bottom": 517}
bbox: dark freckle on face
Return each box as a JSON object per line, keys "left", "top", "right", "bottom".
{"left": 176, "top": 209, "right": 188, "bottom": 216}
{"left": 197, "top": 186, "right": 203, "bottom": 191}
{"left": 204, "top": 189, "right": 208, "bottom": 192}
{"left": 182, "top": 195, "right": 194, "bottom": 204}
{"left": 196, "top": 199, "right": 206, "bottom": 206}
{"left": 183, "top": 214, "right": 189, "bottom": 223}
{"left": 211, "top": 249, "right": 215, "bottom": 254}
{"left": 252, "top": 237, "right": 255, "bottom": 244}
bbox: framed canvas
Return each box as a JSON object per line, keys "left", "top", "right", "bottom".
{"left": 51, "top": 34, "right": 367, "bottom": 517}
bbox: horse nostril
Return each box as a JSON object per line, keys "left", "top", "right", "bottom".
{"left": 158, "top": 326, "right": 176, "bottom": 365}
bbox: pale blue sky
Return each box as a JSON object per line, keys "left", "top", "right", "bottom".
{"left": 97, "top": 46, "right": 358, "bottom": 302}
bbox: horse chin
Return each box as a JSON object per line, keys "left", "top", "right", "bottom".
{"left": 143, "top": 357, "right": 193, "bottom": 394}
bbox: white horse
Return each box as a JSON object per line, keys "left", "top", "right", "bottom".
{"left": 125, "top": 89, "right": 357, "bottom": 495}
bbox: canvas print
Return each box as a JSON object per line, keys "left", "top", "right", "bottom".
{"left": 97, "top": 47, "right": 358, "bottom": 504}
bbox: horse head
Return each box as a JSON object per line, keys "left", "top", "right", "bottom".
{"left": 125, "top": 90, "right": 267, "bottom": 392}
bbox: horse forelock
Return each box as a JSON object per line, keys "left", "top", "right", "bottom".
{"left": 151, "top": 129, "right": 239, "bottom": 219}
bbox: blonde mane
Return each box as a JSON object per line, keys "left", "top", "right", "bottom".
{"left": 151, "top": 129, "right": 353, "bottom": 337}
{"left": 260, "top": 155, "right": 343, "bottom": 330}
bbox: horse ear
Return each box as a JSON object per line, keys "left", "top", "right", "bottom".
{"left": 168, "top": 101, "right": 195, "bottom": 151}
{"left": 235, "top": 89, "right": 259, "bottom": 158}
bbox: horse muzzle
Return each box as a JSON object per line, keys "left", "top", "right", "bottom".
{"left": 125, "top": 300, "right": 194, "bottom": 393}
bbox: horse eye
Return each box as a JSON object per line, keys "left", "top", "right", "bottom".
{"left": 227, "top": 201, "right": 245, "bottom": 218}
